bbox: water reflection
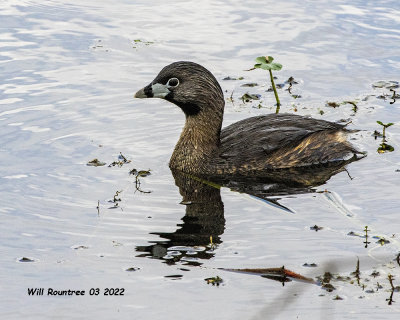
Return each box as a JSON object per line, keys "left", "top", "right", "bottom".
{"left": 136, "top": 157, "right": 360, "bottom": 263}
{"left": 136, "top": 169, "right": 225, "bottom": 264}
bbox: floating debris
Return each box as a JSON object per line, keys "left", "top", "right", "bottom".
{"left": 87, "top": 158, "right": 106, "bottom": 167}
{"left": 132, "top": 39, "right": 154, "bottom": 48}
{"left": 284, "top": 76, "right": 297, "bottom": 85}
{"left": 18, "top": 257, "right": 35, "bottom": 262}
{"left": 378, "top": 143, "right": 395, "bottom": 153}
{"left": 326, "top": 102, "right": 340, "bottom": 108}
{"left": 344, "top": 101, "right": 358, "bottom": 112}
{"left": 303, "top": 263, "right": 318, "bottom": 267}
{"left": 373, "top": 130, "right": 383, "bottom": 139}
{"left": 108, "top": 190, "right": 123, "bottom": 209}
{"left": 133, "top": 169, "right": 152, "bottom": 193}
{"left": 317, "top": 272, "right": 336, "bottom": 292}
{"left": 71, "top": 245, "right": 89, "bottom": 250}
{"left": 241, "top": 93, "right": 261, "bottom": 103}
{"left": 165, "top": 274, "right": 183, "bottom": 279}
{"left": 372, "top": 80, "right": 399, "bottom": 89}
{"left": 241, "top": 83, "right": 258, "bottom": 87}
{"left": 374, "top": 237, "right": 390, "bottom": 245}
{"left": 347, "top": 231, "right": 361, "bottom": 237}
{"left": 109, "top": 152, "right": 131, "bottom": 167}
{"left": 205, "top": 276, "right": 223, "bottom": 286}
{"left": 126, "top": 267, "right": 140, "bottom": 272}
{"left": 376, "top": 121, "right": 395, "bottom": 153}
{"left": 129, "top": 168, "right": 138, "bottom": 175}
{"left": 310, "top": 225, "right": 323, "bottom": 232}
{"left": 91, "top": 39, "right": 109, "bottom": 52}
{"left": 112, "top": 240, "right": 122, "bottom": 247}
{"left": 370, "top": 271, "right": 380, "bottom": 278}
{"left": 222, "top": 76, "right": 244, "bottom": 80}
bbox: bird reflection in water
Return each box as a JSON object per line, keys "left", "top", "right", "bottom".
{"left": 135, "top": 158, "right": 359, "bottom": 264}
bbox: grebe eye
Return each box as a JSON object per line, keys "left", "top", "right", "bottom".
{"left": 167, "top": 78, "right": 179, "bottom": 87}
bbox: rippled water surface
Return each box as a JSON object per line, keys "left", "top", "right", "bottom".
{"left": 1, "top": 0, "right": 400, "bottom": 319}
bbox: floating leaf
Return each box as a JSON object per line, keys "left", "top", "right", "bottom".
{"left": 254, "top": 56, "right": 282, "bottom": 71}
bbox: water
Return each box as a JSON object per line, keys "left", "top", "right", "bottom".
{"left": 1, "top": 0, "right": 400, "bottom": 319}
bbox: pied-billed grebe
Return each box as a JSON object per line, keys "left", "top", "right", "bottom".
{"left": 135, "top": 61, "right": 363, "bottom": 175}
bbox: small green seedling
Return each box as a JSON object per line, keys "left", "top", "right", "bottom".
{"left": 251, "top": 56, "right": 282, "bottom": 112}
{"left": 376, "top": 121, "right": 395, "bottom": 153}
{"left": 377, "top": 121, "right": 394, "bottom": 139}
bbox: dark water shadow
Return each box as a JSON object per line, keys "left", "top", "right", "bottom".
{"left": 136, "top": 158, "right": 360, "bottom": 264}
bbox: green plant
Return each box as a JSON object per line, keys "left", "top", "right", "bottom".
{"left": 376, "top": 121, "right": 394, "bottom": 139}
{"left": 251, "top": 56, "right": 282, "bottom": 111}
{"left": 376, "top": 121, "right": 395, "bottom": 153}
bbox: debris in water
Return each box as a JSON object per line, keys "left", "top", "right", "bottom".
{"left": 241, "top": 93, "right": 261, "bottom": 102}
{"left": 109, "top": 152, "right": 131, "bottom": 167}
{"left": 310, "top": 225, "right": 323, "bottom": 232}
{"left": 18, "top": 257, "right": 35, "bottom": 262}
{"left": 87, "top": 159, "right": 106, "bottom": 167}
{"left": 222, "top": 76, "right": 244, "bottom": 80}
{"left": 126, "top": 267, "right": 140, "bottom": 272}
{"left": 372, "top": 80, "right": 399, "bottom": 89}
{"left": 241, "top": 83, "right": 258, "bottom": 87}
{"left": 205, "top": 276, "right": 223, "bottom": 286}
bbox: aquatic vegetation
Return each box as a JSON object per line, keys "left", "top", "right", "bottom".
{"left": 86, "top": 158, "right": 106, "bottom": 167}
{"left": 204, "top": 276, "right": 223, "bottom": 286}
{"left": 372, "top": 80, "right": 399, "bottom": 89}
{"left": 374, "top": 236, "right": 390, "bottom": 245}
{"left": 133, "top": 170, "right": 152, "bottom": 194}
{"left": 208, "top": 236, "right": 217, "bottom": 251}
{"left": 132, "top": 39, "right": 154, "bottom": 49}
{"left": 72, "top": 245, "right": 89, "bottom": 250}
{"left": 241, "top": 82, "right": 258, "bottom": 87}
{"left": 325, "top": 100, "right": 358, "bottom": 112}
{"left": 326, "top": 102, "right": 340, "bottom": 108}
{"left": 377, "top": 121, "right": 394, "bottom": 139}
{"left": 303, "top": 263, "right": 318, "bottom": 267}
{"left": 126, "top": 267, "right": 140, "bottom": 272}
{"left": 310, "top": 225, "right": 323, "bottom": 232}
{"left": 109, "top": 152, "right": 132, "bottom": 167}
{"left": 249, "top": 56, "right": 283, "bottom": 111}
{"left": 372, "top": 81, "right": 399, "bottom": 104}
{"left": 240, "top": 93, "right": 261, "bottom": 103}
{"left": 376, "top": 121, "right": 395, "bottom": 153}
{"left": 108, "top": 190, "right": 122, "bottom": 209}
{"left": 364, "top": 226, "right": 371, "bottom": 248}
{"left": 222, "top": 76, "right": 244, "bottom": 80}
{"left": 91, "top": 39, "right": 109, "bottom": 52}
{"left": 386, "top": 274, "right": 400, "bottom": 305}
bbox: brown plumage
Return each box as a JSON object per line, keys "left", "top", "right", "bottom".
{"left": 135, "top": 61, "right": 363, "bottom": 176}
